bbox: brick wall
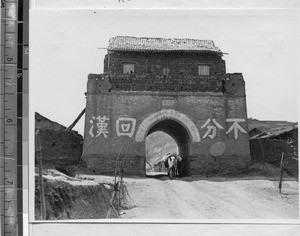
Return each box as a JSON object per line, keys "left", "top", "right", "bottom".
{"left": 38, "top": 130, "right": 83, "bottom": 166}
{"left": 82, "top": 90, "right": 250, "bottom": 176}
{"left": 35, "top": 112, "right": 83, "bottom": 167}
{"left": 87, "top": 72, "right": 245, "bottom": 94}
{"left": 104, "top": 51, "right": 226, "bottom": 76}
{"left": 83, "top": 50, "right": 249, "bottom": 176}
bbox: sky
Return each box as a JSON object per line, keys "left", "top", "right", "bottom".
{"left": 30, "top": 9, "right": 299, "bottom": 135}
{"left": 32, "top": 0, "right": 300, "bottom": 9}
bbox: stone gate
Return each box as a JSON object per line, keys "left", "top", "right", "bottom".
{"left": 81, "top": 36, "right": 251, "bottom": 176}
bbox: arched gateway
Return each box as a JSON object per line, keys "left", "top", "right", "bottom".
{"left": 135, "top": 109, "right": 200, "bottom": 143}
{"left": 138, "top": 109, "right": 200, "bottom": 176}
{"left": 145, "top": 118, "right": 191, "bottom": 176}
{"left": 81, "top": 36, "right": 251, "bottom": 176}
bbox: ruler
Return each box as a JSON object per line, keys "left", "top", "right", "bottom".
{"left": 1, "top": 0, "right": 29, "bottom": 235}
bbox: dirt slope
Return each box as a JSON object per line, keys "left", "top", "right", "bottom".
{"left": 35, "top": 170, "right": 116, "bottom": 220}
{"left": 121, "top": 175, "right": 299, "bottom": 219}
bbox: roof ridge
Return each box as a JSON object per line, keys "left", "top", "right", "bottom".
{"left": 108, "top": 36, "right": 222, "bottom": 54}
{"left": 113, "top": 35, "right": 214, "bottom": 41}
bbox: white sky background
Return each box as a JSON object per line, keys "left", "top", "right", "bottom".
{"left": 30, "top": 9, "right": 299, "bottom": 135}
{"left": 32, "top": 0, "right": 300, "bottom": 9}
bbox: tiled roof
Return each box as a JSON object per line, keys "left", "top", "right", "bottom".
{"left": 260, "top": 125, "right": 298, "bottom": 139}
{"left": 108, "top": 36, "right": 223, "bottom": 54}
{"left": 249, "top": 124, "right": 298, "bottom": 140}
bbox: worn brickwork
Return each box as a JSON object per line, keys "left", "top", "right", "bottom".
{"left": 82, "top": 90, "right": 250, "bottom": 175}
{"left": 88, "top": 73, "right": 244, "bottom": 94}
{"left": 102, "top": 51, "right": 227, "bottom": 93}
{"left": 39, "top": 130, "right": 83, "bottom": 166}
{"left": 35, "top": 112, "right": 83, "bottom": 167}
{"left": 82, "top": 37, "right": 250, "bottom": 176}
{"left": 104, "top": 51, "right": 226, "bottom": 76}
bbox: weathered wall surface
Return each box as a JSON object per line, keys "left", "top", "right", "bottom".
{"left": 82, "top": 89, "right": 250, "bottom": 175}
{"left": 104, "top": 51, "right": 226, "bottom": 76}
{"left": 250, "top": 139, "right": 291, "bottom": 164}
{"left": 35, "top": 112, "right": 83, "bottom": 167}
{"left": 250, "top": 137, "right": 298, "bottom": 178}
{"left": 88, "top": 72, "right": 245, "bottom": 94}
{"left": 84, "top": 49, "right": 250, "bottom": 176}
{"left": 39, "top": 130, "right": 83, "bottom": 166}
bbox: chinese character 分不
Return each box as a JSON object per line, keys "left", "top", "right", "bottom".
{"left": 201, "top": 118, "right": 224, "bottom": 139}
{"left": 225, "top": 118, "right": 247, "bottom": 139}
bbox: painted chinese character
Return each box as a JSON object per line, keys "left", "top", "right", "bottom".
{"left": 201, "top": 118, "right": 224, "bottom": 139}
{"left": 116, "top": 117, "right": 136, "bottom": 137}
{"left": 89, "top": 115, "right": 110, "bottom": 138}
{"left": 89, "top": 118, "right": 95, "bottom": 137}
{"left": 226, "top": 118, "right": 247, "bottom": 140}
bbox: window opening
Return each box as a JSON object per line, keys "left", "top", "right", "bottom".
{"left": 123, "top": 63, "right": 135, "bottom": 74}
{"left": 198, "top": 65, "right": 210, "bottom": 75}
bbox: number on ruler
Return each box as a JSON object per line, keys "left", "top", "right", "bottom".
{"left": 24, "top": 48, "right": 29, "bottom": 54}
{"left": 6, "top": 118, "right": 13, "bottom": 123}
{"left": 6, "top": 57, "right": 14, "bottom": 62}
{"left": 1, "top": 0, "right": 5, "bottom": 8}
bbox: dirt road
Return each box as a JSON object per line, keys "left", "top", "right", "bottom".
{"left": 121, "top": 175, "right": 299, "bottom": 219}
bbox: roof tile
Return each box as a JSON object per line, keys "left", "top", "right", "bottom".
{"left": 108, "top": 36, "right": 223, "bottom": 54}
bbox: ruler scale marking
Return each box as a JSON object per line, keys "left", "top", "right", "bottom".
{"left": 1, "top": 0, "right": 27, "bottom": 235}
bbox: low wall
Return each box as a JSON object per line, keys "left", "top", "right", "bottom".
{"left": 38, "top": 129, "right": 83, "bottom": 166}
{"left": 250, "top": 139, "right": 297, "bottom": 178}
{"left": 250, "top": 139, "right": 292, "bottom": 164}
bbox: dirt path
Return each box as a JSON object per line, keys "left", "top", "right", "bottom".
{"left": 121, "top": 175, "right": 299, "bottom": 219}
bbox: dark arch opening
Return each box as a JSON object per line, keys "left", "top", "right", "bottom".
{"left": 145, "top": 119, "right": 190, "bottom": 177}
{"left": 145, "top": 131, "right": 178, "bottom": 175}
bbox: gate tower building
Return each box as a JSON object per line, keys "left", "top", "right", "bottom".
{"left": 82, "top": 36, "right": 251, "bottom": 176}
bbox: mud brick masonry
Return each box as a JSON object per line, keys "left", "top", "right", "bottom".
{"left": 82, "top": 36, "right": 251, "bottom": 176}
{"left": 35, "top": 112, "right": 83, "bottom": 166}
